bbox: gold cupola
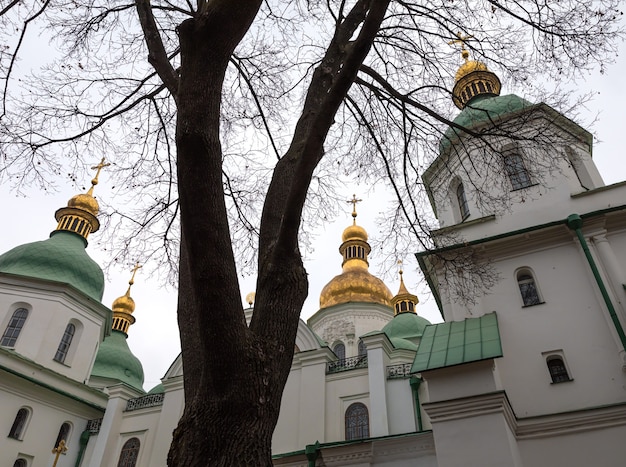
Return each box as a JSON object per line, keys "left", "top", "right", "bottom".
{"left": 391, "top": 264, "right": 419, "bottom": 316}
{"left": 450, "top": 33, "right": 501, "bottom": 109}
{"left": 54, "top": 158, "right": 110, "bottom": 241}
{"left": 319, "top": 196, "right": 393, "bottom": 310}
{"left": 111, "top": 263, "right": 141, "bottom": 335}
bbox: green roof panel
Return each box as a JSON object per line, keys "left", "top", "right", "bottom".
{"left": 410, "top": 312, "right": 502, "bottom": 373}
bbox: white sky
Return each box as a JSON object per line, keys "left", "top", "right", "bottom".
{"left": 1, "top": 37, "right": 625, "bottom": 391}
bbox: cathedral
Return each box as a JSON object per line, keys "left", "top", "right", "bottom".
{"left": 2, "top": 51, "right": 626, "bottom": 467}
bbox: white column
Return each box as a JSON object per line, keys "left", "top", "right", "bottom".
{"left": 361, "top": 333, "right": 394, "bottom": 437}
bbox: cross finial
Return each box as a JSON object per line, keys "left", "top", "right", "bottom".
{"left": 397, "top": 259, "right": 404, "bottom": 275}
{"left": 449, "top": 32, "right": 473, "bottom": 62}
{"left": 87, "top": 157, "right": 111, "bottom": 195}
{"left": 129, "top": 262, "right": 142, "bottom": 286}
{"left": 52, "top": 439, "right": 68, "bottom": 467}
{"left": 347, "top": 194, "right": 362, "bottom": 224}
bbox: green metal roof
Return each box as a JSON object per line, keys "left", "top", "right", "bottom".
{"left": 439, "top": 94, "right": 533, "bottom": 154}
{"left": 411, "top": 312, "right": 502, "bottom": 373}
{"left": 91, "top": 330, "right": 145, "bottom": 392}
{"left": 382, "top": 312, "right": 431, "bottom": 351}
{"left": 0, "top": 231, "right": 105, "bottom": 301}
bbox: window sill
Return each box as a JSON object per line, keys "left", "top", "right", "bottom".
{"left": 521, "top": 301, "right": 545, "bottom": 308}
{"left": 510, "top": 183, "right": 539, "bottom": 192}
{"left": 550, "top": 378, "right": 574, "bottom": 385}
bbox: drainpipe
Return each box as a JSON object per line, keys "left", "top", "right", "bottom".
{"left": 409, "top": 376, "right": 423, "bottom": 432}
{"left": 75, "top": 430, "right": 91, "bottom": 467}
{"left": 305, "top": 441, "right": 320, "bottom": 467}
{"left": 566, "top": 214, "right": 626, "bottom": 354}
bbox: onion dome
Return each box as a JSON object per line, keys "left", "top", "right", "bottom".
{"left": 383, "top": 269, "right": 430, "bottom": 350}
{"left": 111, "top": 263, "right": 141, "bottom": 335}
{"left": 391, "top": 266, "right": 419, "bottom": 316}
{"left": 54, "top": 158, "right": 109, "bottom": 240}
{"left": 450, "top": 35, "right": 501, "bottom": 110}
{"left": 0, "top": 160, "right": 109, "bottom": 301}
{"left": 319, "top": 196, "right": 393, "bottom": 309}
{"left": 90, "top": 264, "right": 144, "bottom": 392}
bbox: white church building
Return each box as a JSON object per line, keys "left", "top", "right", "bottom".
{"left": 2, "top": 53, "right": 626, "bottom": 467}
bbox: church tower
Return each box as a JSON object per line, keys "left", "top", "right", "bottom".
{"left": 413, "top": 42, "right": 626, "bottom": 467}
{"left": 308, "top": 196, "right": 394, "bottom": 360}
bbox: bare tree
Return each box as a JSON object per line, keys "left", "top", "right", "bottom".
{"left": 0, "top": 0, "right": 622, "bottom": 464}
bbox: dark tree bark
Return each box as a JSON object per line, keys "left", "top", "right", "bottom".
{"left": 139, "top": 0, "right": 389, "bottom": 464}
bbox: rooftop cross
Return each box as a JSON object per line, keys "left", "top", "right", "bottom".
{"left": 87, "top": 157, "right": 111, "bottom": 195}
{"left": 449, "top": 32, "right": 473, "bottom": 62}
{"left": 347, "top": 194, "right": 362, "bottom": 223}
{"left": 129, "top": 262, "right": 142, "bottom": 286}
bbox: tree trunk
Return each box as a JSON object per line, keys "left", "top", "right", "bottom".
{"left": 167, "top": 9, "right": 307, "bottom": 465}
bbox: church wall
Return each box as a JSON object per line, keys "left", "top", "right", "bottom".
{"left": 0, "top": 280, "right": 106, "bottom": 383}
{"left": 385, "top": 378, "right": 417, "bottom": 435}
{"left": 517, "top": 425, "right": 626, "bottom": 467}
{"left": 324, "top": 369, "right": 370, "bottom": 442}
{"left": 1, "top": 374, "right": 103, "bottom": 467}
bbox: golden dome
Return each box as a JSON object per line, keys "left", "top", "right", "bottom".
{"left": 449, "top": 34, "right": 501, "bottom": 109}
{"left": 111, "top": 263, "right": 141, "bottom": 335}
{"left": 53, "top": 158, "right": 109, "bottom": 241}
{"left": 319, "top": 266, "right": 393, "bottom": 309}
{"left": 455, "top": 60, "right": 488, "bottom": 82}
{"left": 319, "top": 195, "right": 393, "bottom": 310}
{"left": 391, "top": 267, "right": 419, "bottom": 316}
{"left": 67, "top": 192, "right": 99, "bottom": 216}
{"left": 342, "top": 223, "right": 368, "bottom": 242}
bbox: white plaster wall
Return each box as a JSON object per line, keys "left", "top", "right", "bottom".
{"left": 324, "top": 370, "right": 370, "bottom": 441}
{"left": 0, "top": 375, "right": 102, "bottom": 467}
{"left": 518, "top": 425, "right": 626, "bottom": 467}
{"left": 385, "top": 378, "right": 417, "bottom": 434}
{"left": 0, "top": 280, "right": 107, "bottom": 383}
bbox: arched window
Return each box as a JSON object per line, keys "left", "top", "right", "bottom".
{"left": 8, "top": 408, "right": 30, "bottom": 440}
{"left": 456, "top": 182, "right": 470, "bottom": 220}
{"left": 358, "top": 340, "right": 367, "bottom": 357}
{"left": 54, "top": 323, "right": 76, "bottom": 363}
{"left": 345, "top": 403, "right": 369, "bottom": 440}
{"left": 503, "top": 151, "right": 532, "bottom": 190}
{"left": 1, "top": 308, "right": 29, "bottom": 347}
{"left": 333, "top": 342, "right": 345, "bottom": 360}
{"left": 547, "top": 356, "right": 571, "bottom": 383}
{"left": 54, "top": 422, "right": 71, "bottom": 449}
{"left": 13, "top": 460, "right": 27, "bottom": 467}
{"left": 117, "top": 437, "right": 140, "bottom": 467}
{"left": 517, "top": 269, "right": 542, "bottom": 306}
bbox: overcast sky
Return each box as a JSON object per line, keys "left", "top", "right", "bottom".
{"left": 1, "top": 34, "right": 625, "bottom": 391}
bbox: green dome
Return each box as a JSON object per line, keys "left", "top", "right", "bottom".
{"left": 382, "top": 312, "right": 431, "bottom": 351}
{"left": 148, "top": 383, "right": 164, "bottom": 394}
{"left": 91, "top": 331, "right": 144, "bottom": 391}
{"left": 0, "top": 231, "right": 105, "bottom": 301}
{"left": 440, "top": 94, "right": 534, "bottom": 154}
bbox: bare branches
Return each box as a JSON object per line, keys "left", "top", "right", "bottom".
{"left": 135, "top": 0, "right": 180, "bottom": 98}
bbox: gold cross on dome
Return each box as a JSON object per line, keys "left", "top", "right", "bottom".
{"left": 52, "top": 439, "right": 68, "bottom": 467}
{"left": 129, "top": 262, "right": 142, "bottom": 286}
{"left": 347, "top": 194, "right": 362, "bottom": 222}
{"left": 90, "top": 157, "right": 111, "bottom": 187}
{"left": 449, "top": 32, "right": 473, "bottom": 61}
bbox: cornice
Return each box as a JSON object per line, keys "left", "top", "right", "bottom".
{"left": 423, "top": 390, "right": 626, "bottom": 440}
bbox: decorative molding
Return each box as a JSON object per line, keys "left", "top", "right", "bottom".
{"left": 424, "top": 390, "right": 626, "bottom": 440}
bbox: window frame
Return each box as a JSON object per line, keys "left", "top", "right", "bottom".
{"left": 544, "top": 354, "right": 573, "bottom": 384}
{"left": 117, "top": 437, "right": 141, "bottom": 467}
{"left": 456, "top": 181, "right": 470, "bottom": 221}
{"left": 54, "top": 422, "right": 72, "bottom": 450}
{"left": 8, "top": 407, "right": 31, "bottom": 440}
{"left": 1, "top": 308, "right": 29, "bottom": 347}
{"left": 345, "top": 402, "right": 370, "bottom": 441}
{"left": 333, "top": 342, "right": 346, "bottom": 361}
{"left": 515, "top": 268, "right": 544, "bottom": 307}
{"left": 54, "top": 323, "right": 76, "bottom": 364}
{"left": 502, "top": 149, "right": 533, "bottom": 191}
